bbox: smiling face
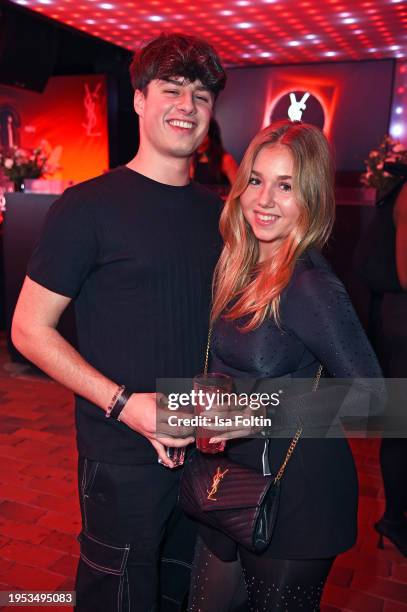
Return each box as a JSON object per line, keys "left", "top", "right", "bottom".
{"left": 134, "top": 76, "right": 214, "bottom": 160}
{"left": 240, "top": 144, "right": 302, "bottom": 261}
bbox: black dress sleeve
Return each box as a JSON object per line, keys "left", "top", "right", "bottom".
{"left": 27, "top": 187, "right": 99, "bottom": 298}
{"left": 265, "top": 266, "right": 386, "bottom": 437}
{"left": 282, "top": 266, "right": 381, "bottom": 378}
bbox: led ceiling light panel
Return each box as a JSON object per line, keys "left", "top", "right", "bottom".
{"left": 11, "top": 0, "right": 407, "bottom": 67}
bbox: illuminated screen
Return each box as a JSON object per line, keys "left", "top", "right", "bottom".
{"left": 216, "top": 60, "right": 394, "bottom": 172}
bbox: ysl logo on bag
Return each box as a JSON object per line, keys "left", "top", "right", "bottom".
{"left": 207, "top": 467, "right": 229, "bottom": 501}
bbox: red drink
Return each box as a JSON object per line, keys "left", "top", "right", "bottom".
{"left": 193, "top": 373, "right": 233, "bottom": 454}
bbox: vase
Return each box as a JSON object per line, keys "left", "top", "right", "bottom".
{"left": 13, "top": 179, "right": 25, "bottom": 192}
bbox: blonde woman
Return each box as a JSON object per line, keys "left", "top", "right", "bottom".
{"left": 188, "top": 121, "right": 383, "bottom": 611}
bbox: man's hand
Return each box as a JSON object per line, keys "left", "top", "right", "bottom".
{"left": 118, "top": 392, "right": 195, "bottom": 467}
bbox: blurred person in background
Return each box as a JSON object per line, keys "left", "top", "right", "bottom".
{"left": 192, "top": 118, "right": 238, "bottom": 195}
{"left": 358, "top": 166, "right": 407, "bottom": 558}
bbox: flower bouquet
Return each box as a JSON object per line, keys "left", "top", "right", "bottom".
{"left": 0, "top": 146, "right": 49, "bottom": 191}
{"left": 361, "top": 135, "right": 407, "bottom": 196}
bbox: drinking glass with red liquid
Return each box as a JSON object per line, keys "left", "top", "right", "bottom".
{"left": 193, "top": 373, "right": 233, "bottom": 454}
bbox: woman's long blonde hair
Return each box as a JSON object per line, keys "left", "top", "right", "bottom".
{"left": 212, "top": 120, "right": 335, "bottom": 331}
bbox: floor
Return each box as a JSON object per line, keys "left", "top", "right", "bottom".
{"left": 0, "top": 333, "right": 406, "bottom": 611}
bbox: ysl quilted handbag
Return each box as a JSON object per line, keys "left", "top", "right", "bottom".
{"left": 179, "top": 446, "right": 283, "bottom": 553}
{"left": 179, "top": 334, "right": 323, "bottom": 553}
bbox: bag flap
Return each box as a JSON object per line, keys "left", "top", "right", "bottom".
{"left": 183, "top": 452, "right": 273, "bottom": 512}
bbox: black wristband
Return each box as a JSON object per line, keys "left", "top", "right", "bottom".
{"left": 110, "top": 388, "right": 133, "bottom": 420}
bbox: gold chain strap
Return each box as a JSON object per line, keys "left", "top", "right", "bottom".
{"left": 273, "top": 427, "right": 302, "bottom": 483}
{"left": 312, "top": 363, "right": 323, "bottom": 392}
{"left": 204, "top": 326, "right": 323, "bottom": 484}
{"left": 204, "top": 327, "right": 212, "bottom": 376}
{"left": 274, "top": 363, "right": 323, "bottom": 484}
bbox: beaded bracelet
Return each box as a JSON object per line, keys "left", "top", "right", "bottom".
{"left": 105, "top": 385, "right": 125, "bottom": 419}
{"left": 112, "top": 389, "right": 133, "bottom": 421}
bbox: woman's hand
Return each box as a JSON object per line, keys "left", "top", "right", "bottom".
{"left": 204, "top": 399, "right": 266, "bottom": 443}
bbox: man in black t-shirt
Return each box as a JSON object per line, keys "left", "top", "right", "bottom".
{"left": 12, "top": 34, "right": 226, "bottom": 611}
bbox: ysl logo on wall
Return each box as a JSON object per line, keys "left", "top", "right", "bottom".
{"left": 287, "top": 92, "right": 310, "bottom": 121}
{"left": 207, "top": 467, "right": 229, "bottom": 501}
{"left": 82, "top": 83, "right": 102, "bottom": 137}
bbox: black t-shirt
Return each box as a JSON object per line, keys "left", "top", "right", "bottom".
{"left": 28, "top": 167, "right": 222, "bottom": 463}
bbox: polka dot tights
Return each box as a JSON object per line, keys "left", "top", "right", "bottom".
{"left": 188, "top": 537, "right": 335, "bottom": 612}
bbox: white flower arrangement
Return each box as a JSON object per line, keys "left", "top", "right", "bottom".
{"left": 0, "top": 146, "right": 49, "bottom": 186}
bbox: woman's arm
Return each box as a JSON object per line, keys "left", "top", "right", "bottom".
{"left": 394, "top": 182, "right": 407, "bottom": 290}
{"left": 210, "top": 265, "right": 385, "bottom": 442}
{"left": 284, "top": 266, "right": 381, "bottom": 378}
{"left": 275, "top": 266, "right": 386, "bottom": 435}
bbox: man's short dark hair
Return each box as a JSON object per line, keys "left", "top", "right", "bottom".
{"left": 129, "top": 33, "right": 226, "bottom": 98}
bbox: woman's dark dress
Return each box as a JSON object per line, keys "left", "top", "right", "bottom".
{"left": 200, "top": 248, "right": 383, "bottom": 560}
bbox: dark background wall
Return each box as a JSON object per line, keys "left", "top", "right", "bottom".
{"left": 0, "top": 2, "right": 397, "bottom": 338}
{"left": 0, "top": 0, "right": 137, "bottom": 168}
{"left": 216, "top": 60, "right": 395, "bottom": 172}
{"left": 0, "top": 1, "right": 137, "bottom": 330}
{"left": 1, "top": 1, "right": 396, "bottom": 174}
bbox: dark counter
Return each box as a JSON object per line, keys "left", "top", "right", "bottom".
{"left": 3, "top": 193, "right": 77, "bottom": 361}
{"left": 3, "top": 193, "right": 375, "bottom": 362}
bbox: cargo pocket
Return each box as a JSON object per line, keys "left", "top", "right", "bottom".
{"left": 79, "top": 531, "right": 130, "bottom": 576}
{"left": 77, "top": 532, "right": 131, "bottom": 611}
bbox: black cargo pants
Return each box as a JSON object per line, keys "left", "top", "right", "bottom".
{"left": 75, "top": 456, "right": 185, "bottom": 612}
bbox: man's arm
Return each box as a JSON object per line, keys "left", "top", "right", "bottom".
{"left": 12, "top": 276, "right": 193, "bottom": 466}
{"left": 394, "top": 182, "right": 407, "bottom": 290}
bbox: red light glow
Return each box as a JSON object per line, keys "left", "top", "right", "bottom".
{"left": 9, "top": 0, "right": 407, "bottom": 66}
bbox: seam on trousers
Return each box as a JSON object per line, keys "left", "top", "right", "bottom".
{"left": 84, "top": 462, "right": 99, "bottom": 498}
{"left": 85, "top": 531, "right": 131, "bottom": 552}
{"left": 81, "top": 459, "right": 87, "bottom": 493}
{"left": 80, "top": 553, "right": 124, "bottom": 576}
{"left": 161, "top": 557, "right": 192, "bottom": 570}
{"left": 118, "top": 572, "right": 124, "bottom": 612}
{"left": 81, "top": 459, "right": 88, "bottom": 531}
{"left": 82, "top": 461, "right": 100, "bottom": 532}
{"left": 80, "top": 532, "right": 130, "bottom": 575}
{"left": 126, "top": 568, "right": 130, "bottom": 612}
{"left": 162, "top": 595, "right": 183, "bottom": 605}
